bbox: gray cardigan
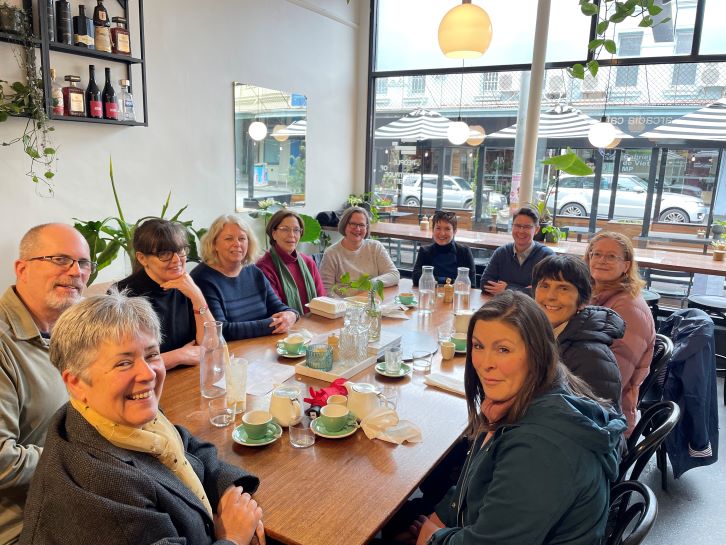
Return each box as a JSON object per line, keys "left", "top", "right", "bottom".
{"left": 20, "top": 404, "right": 259, "bottom": 545}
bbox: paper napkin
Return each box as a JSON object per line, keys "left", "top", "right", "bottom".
{"left": 360, "top": 407, "right": 422, "bottom": 444}
{"left": 424, "top": 373, "right": 466, "bottom": 397}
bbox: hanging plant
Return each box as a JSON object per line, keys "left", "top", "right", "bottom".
{"left": 0, "top": 4, "right": 57, "bottom": 193}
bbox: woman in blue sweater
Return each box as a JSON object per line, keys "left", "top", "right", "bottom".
{"left": 411, "top": 211, "right": 475, "bottom": 287}
{"left": 191, "top": 215, "right": 297, "bottom": 341}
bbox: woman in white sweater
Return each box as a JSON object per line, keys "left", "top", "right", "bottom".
{"left": 320, "top": 206, "right": 400, "bottom": 293}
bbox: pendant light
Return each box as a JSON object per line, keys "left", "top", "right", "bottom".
{"left": 466, "top": 125, "right": 486, "bottom": 146}
{"left": 438, "top": 1, "right": 493, "bottom": 59}
{"left": 448, "top": 63, "right": 470, "bottom": 145}
{"left": 272, "top": 124, "right": 289, "bottom": 142}
{"left": 248, "top": 87, "right": 267, "bottom": 141}
{"left": 588, "top": 65, "right": 618, "bottom": 148}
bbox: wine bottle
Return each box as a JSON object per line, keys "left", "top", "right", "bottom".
{"left": 102, "top": 67, "right": 118, "bottom": 120}
{"left": 50, "top": 68, "right": 64, "bottom": 116}
{"left": 93, "top": 0, "right": 111, "bottom": 52}
{"left": 86, "top": 65, "right": 102, "bottom": 118}
{"left": 45, "top": 0, "right": 55, "bottom": 42}
{"left": 118, "top": 79, "right": 136, "bottom": 121}
{"left": 55, "top": 0, "right": 72, "bottom": 44}
{"left": 73, "top": 5, "right": 94, "bottom": 48}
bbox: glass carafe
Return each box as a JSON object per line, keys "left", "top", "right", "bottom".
{"left": 453, "top": 267, "right": 471, "bottom": 314}
{"left": 418, "top": 265, "right": 436, "bottom": 314}
{"left": 200, "top": 321, "right": 228, "bottom": 399}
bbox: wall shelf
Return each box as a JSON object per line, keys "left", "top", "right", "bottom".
{"left": 48, "top": 42, "right": 143, "bottom": 65}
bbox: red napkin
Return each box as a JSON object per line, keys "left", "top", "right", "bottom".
{"left": 303, "top": 378, "right": 348, "bottom": 406}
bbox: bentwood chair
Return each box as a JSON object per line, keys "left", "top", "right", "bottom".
{"left": 604, "top": 481, "right": 658, "bottom": 545}
{"left": 637, "top": 334, "right": 674, "bottom": 412}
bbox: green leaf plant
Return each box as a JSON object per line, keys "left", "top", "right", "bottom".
{"left": 247, "top": 199, "right": 322, "bottom": 250}
{"left": 334, "top": 272, "right": 384, "bottom": 301}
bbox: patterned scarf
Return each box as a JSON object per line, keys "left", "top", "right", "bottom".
{"left": 269, "top": 245, "right": 318, "bottom": 314}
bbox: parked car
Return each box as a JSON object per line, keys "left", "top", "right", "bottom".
{"left": 663, "top": 180, "right": 703, "bottom": 198}
{"left": 547, "top": 174, "right": 708, "bottom": 224}
{"left": 400, "top": 174, "right": 507, "bottom": 211}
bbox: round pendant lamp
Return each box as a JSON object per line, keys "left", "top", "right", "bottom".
{"left": 272, "top": 124, "right": 289, "bottom": 142}
{"left": 438, "top": 1, "right": 493, "bottom": 59}
{"left": 588, "top": 118, "right": 618, "bottom": 149}
{"left": 447, "top": 120, "right": 470, "bottom": 145}
{"left": 248, "top": 121, "right": 268, "bottom": 141}
{"left": 466, "top": 124, "right": 486, "bottom": 146}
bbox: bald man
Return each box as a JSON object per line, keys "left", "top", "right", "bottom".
{"left": 0, "top": 223, "right": 92, "bottom": 544}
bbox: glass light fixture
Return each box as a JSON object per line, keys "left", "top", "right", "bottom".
{"left": 438, "top": 0, "right": 493, "bottom": 59}
{"left": 466, "top": 124, "right": 485, "bottom": 146}
{"left": 448, "top": 120, "right": 470, "bottom": 145}
{"left": 272, "top": 124, "right": 289, "bottom": 142}
{"left": 248, "top": 121, "right": 268, "bottom": 141}
{"left": 588, "top": 116, "right": 618, "bottom": 148}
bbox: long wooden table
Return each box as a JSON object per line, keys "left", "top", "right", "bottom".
{"left": 161, "top": 281, "right": 476, "bottom": 545}
{"left": 368, "top": 221, "right": 726, "bottom": 277}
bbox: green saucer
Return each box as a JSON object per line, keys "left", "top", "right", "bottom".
{"left": 232, "top": 422, "right": 283, "bottom": 447}
{"left": 375, "top": 361, "right": 412, "bottom": 378}
{"left": 311, "top": 416, "right": 358, "bottom": 439}
{"left": 395, "top": 296, "right": 417, "bottom": 308}
{"left": 276, "top": 345, "right": 306, "bottom": 358}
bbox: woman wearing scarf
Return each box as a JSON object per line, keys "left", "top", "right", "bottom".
{"left": 256, "top": 209, "right": 325, "bottom": 315}
{"left": 20, "top": 293, "right": 265, "bottom": 545}
{"left": 410, "top": 292, "right": 625, "bottom": 545}
{"left": 191, "top": 215, "right": 297, "bottom": 340}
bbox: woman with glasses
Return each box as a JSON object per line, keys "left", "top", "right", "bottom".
{"left": 411, "top": 211, "right": 475, "bottom": 287}
{"left": 117, "top": 218, "right": 212, "bottom": 370}
{"left": 191, "top": 215, "right": 298, "bottom": 340}
{"left": 256, "top": 209, "right": 325, "bottom": 315}
{"left": 585, "top": 232, "right": 655, "bottom": 436}
{"left": 319, "top": 206, "right": 399, "bottom": 293}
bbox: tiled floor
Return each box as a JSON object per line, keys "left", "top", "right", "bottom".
{"left": 641, "top": 376, "right": 724, "bottom": 545}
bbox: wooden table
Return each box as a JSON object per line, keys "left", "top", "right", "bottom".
{"left": 161, "top": 281, "right": 479, "bottom": 545}
{"left": 367, "top": 222, "right": 726, "bottom": 277}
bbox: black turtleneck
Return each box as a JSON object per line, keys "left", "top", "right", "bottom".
{"left": 412, "top": 240, "right": 476, "bottom": 287}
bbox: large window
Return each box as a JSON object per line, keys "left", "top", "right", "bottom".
{"left": 672, "top": 30, "right": 696, "bottom": 85}
{"left": 615, "top": 33, "right": 643, "bottom": 87}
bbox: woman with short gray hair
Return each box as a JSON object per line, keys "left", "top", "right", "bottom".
{"left": 20, "top": 293, "right": 265, "bottom": 545}
{"left": 319, "top": 206, "right": 399, "bottom": 292}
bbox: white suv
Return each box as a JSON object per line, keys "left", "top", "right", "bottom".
{"left": 401, "top": 174, "right": 507, "bottom": 211}
{"left": 547, "top": 174, "right": 708, "bottom": 224}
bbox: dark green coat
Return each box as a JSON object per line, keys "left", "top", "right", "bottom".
{"left": 432, "top": 389, "right": 626, "bottom": 545}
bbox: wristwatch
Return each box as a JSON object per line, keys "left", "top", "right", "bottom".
{"left": 194, "top": 305, "right": 208, "bottom": 316}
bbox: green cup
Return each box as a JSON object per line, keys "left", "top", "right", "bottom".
{"left": 282, "top": 334, "right": 306, "bottom": 354}
{"left": 398, "top": 292, "right": 415, "bottom": 305}
{"left": 452, "top": 333, "right": 467, "bottom": 352}
{"left": 319, "top": 404, "right": 349, "bottom": 432}
{"left": 242, "top": 410, "right": 273, "bottom": 440}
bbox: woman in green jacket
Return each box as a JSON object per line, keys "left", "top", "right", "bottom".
{"left": 416, "top": 291, "right": 626, "bottom": 545}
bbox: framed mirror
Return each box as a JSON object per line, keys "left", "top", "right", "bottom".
{"left": 233, "top": 83, "right": 307, "bottom": 210}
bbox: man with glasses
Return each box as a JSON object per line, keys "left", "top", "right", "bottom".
{"left": 481, "top": 207, "right": 554, "bottom": 296}
{"left": 1, "top": 223, "right": 92, "bottom": 543}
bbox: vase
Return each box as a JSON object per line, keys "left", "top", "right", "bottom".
{"left": 713, "top": 250, "right": 725, "bottom": 262}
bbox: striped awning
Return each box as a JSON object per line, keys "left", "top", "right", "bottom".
{"left": 374, "top": 108, "right": 453, "bottom": 141}
{"left": 639, "top": 99, "right": 726, "bottom": 142}
{"left": 487, "top": 104, "right": 632, "bottom": 140}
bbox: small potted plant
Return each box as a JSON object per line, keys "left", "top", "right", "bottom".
{"left": 711, "top": 239, "right": 726, "bottom": 261}
{"left": 540, "top": 225, "right": 565, "bottom": 244}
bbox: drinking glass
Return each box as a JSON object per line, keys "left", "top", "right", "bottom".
{"left": 384, "top": 346, "right": 402, "bottom": 374}
{"left": 289, "top": 415, "right": 316, "bottom": 448}
{"left": 226, "top": 357, "right": 248, "bottom": 418}
{"left": 306, "top": 344, "right": 333, "bottom": 371}
{"left": 437, "top": 323, "right": 454, "bottom": 344}
{"left": 208, "top": 396, "right": 232, "bottom": 427}
{"left": 412, "top": 350, "right": 432, "bottom": 373}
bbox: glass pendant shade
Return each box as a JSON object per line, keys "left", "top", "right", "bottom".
{"left": 248, "top": 121, "right": 268, "bottom": 141}
{"left": 466, "top": 124, "right": 486, "bottom": 146}
{"left": 272, "top": 124, "right": 289, "bottom": 142}
{"left": 588, "top": 121, "right": 618, "bottom": 148}
{"left": 447, "top": 120, "right": 470, "bottom": 145}
{"left": 438, "top": 2, "right": 493, "bottom": 59}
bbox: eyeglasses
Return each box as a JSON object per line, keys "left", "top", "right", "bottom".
{"left": 27, "top": 255, "right": 97, "bottom": 274}
{"left": 589, "top": 251, "right": 626, "bottom": 263}
{"left": 153, "top": 246, "right": 190, "bottom": 262}
{"left": 512, "top": 223, "right": 535, "bottom": 231}
{"left": 275, "top": 227, "right": 302, "bottom": 235}
{"left": 347, "top": 222, "right": 367, "bottom": 230}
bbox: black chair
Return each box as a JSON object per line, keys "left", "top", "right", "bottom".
{"left": 617, "top": 401, "right": 680, "bottom": 491}
{"left": 603, "top": 481, "right": 658, "bottom": 545}
{"left": 637, "top": 334, "right": 673, "bottom": 412}
{"left": 641, "top": 289, "right": 661, "bottom": 325}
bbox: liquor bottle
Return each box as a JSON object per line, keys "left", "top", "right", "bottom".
{"left": 55, "top": 0, "right": 72, "bottom": 44}
{"left": 102, "top": 68, "right": 118, "bottom": 120}
{"left": 93, "top": 0, "right": 111, "bottom": 52}
{"left": 45, "top": 0, "right": 55, "bottom": 42}
{"left": 86, "top": 65, "right": 102, "bottom": 118}
{"left": 73, "top": 5, "right": 94, "bottom": 48}
{"left": 50, "top": 69, "right": 64, "bottom": 116}
{"left": 118, "top": 79, "right": 136, "bottom": 121}
{"left": 110, "top": 16, "right": 131, "bottom": 55}
{"left": 62, "top": 75, "right": 85, "bottom": 117}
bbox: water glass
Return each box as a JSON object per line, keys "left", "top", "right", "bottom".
{"left": 412, "top": 350, "right": 432, "bottom": 373}
{"left": 437, "top": 323, "right": 454, "bottom": 344}
{"left": 384, "top": 346, "right": 402, "bottom": 374}
{"left": 289, "top": 415, "right": 316, "bottom": 448}
{"left": 208, "top": 396, "right": 232, "bottom": 427}
{"left": 306, "top": 343, "right": 333, "bottom": 371}
{"left": 380, "top": 386, "right": 398, "bottom": 410}
{"left": 226, "top": 357, "right": 248, "bottom": 417}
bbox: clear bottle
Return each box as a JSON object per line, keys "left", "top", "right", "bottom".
{"left": 418, "top": 265, "right": 436, "bottom": 314}
{"left": 118, "top": 79, "right": 136, "bottom": 121}
{"left": 453, "top": 267, "right": 472, "bottom": 314}
{"left": 50, "top": 69, "right": 64, "bottom": 116}
{"left": 366, "top": 289, "right": 382, "bottom": 342}
{"left": 200, "top": 321, "right": 228, "bottom": 399}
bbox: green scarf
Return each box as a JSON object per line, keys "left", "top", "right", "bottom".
{"left": 269, "top": 245, "right": 318, "bottom": 314}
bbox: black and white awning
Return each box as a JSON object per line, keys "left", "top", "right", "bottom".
{"left": 639, "top": 99, "right": 726, "bottom": 142}
{"left": 374, "top": 108, "right": 453, "bottom": 141}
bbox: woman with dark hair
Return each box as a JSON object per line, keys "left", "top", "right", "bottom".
{"left": 532, "top": 254, "right": 624, "bottom": 412}
{"left": 585, "top": 231, "right": 655, "bottom": 436}
{"left": 414, "top": 291, "right": 625, "bottom": 545}
{"left": 256, "top": 209, "right": 325, "bottom": 315}
{"left": 411, "top": 211, "right": 475, "bottom": 287}
{"left": 116, "top": 218, "right": 212, "bottom": 369}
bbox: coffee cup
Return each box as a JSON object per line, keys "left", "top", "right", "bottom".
{"left": 282, "top": 334, "right": 306, "bottom": 354}
{"left": 398, "top": 292, "right": 415, "bottom": 305}
{"left": 319, "top": 404, "right": 350, "bottom": 432}
{"left": 454, "top": 310, "right": 475, "bottom": 333}
{"left": 242, "top": 410, "right": 273, "bottom": 440}
{"left": 440, "top": 341, "right": 455, "bottom": 360}
{"left": 327, "top": 394, "right": 347, "bottom": 406}
{"left": 452, "top": 333, "right": 467, "bottom": 352}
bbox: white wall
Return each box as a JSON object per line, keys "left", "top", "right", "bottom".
{"left": 0, "top": 0, "right": 369, "bottom": 287}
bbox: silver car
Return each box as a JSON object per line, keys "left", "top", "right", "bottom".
{"left": 547, "top": 174, "right": 708, "bottom": 224}
{"left": 401, "top": 174, "right": 507, "bottom": 211}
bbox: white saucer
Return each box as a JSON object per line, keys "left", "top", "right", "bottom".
{"left": 311, "top": 417, "right": 358, "bottom": 439}
{"left": 375, "top": 361, "right": 412, "bottom": 378}
{"left": 232, "top": 422, "right": 283, "bottom": 447}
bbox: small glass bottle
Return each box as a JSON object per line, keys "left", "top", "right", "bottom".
{"left": 453, "top": 267, "right": 472, "bottom": 314}
{"left": 443, "top": 277, "right": 454, "bottom": 304}
{"left": 200, "top": 321, "right": 228, "bottom": 399}
{"left": 50, "top": 69, "right": 64, "bottom": 116}
{"left": 93, "top": 0, "right": 112, "bottom": 52}
{"left": 118, "top": 79, "right": 136, "bottom": 121}
{"left": 111, "top": 16, "right": 131, "bottom": 55}
{"left": 73, "top": 4, "right": 94, "bottom": 48}
{"left": 366, "top": 289, "right": 382, "bottom": 342}
{"left": 62, "top": 75, "right": 85, "bottom": 117}
{"left": 418, "top": 265, "right": 436, "bottom": 314}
